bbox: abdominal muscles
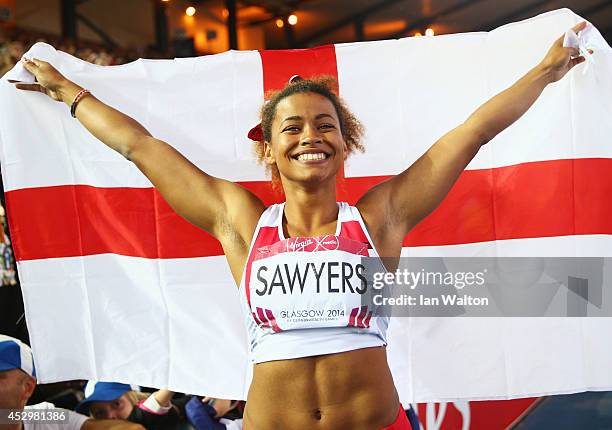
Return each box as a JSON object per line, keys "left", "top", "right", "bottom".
{"left": 244, "top": 346, "right": 399, "bottom": 430}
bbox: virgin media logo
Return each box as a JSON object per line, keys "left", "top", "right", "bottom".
{"left": 285, "top": 236, "right": 340, "bottom": 252}
{"left": 287, "top": 237, "right": 315, "bottom": 251}
{"left": 317, "top": 235, "right": 340, "bottom": 251}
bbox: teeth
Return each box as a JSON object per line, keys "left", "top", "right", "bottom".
{"left": 297, "top": 153, "right": 326, "bottom": 161}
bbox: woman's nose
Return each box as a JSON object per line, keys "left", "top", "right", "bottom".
{"left": 300, "top": 125, "right": 322, "bottom": 144}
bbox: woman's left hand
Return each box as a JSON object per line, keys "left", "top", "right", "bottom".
{"left": 540, "top": 21, "right": 592, "bottom": 82}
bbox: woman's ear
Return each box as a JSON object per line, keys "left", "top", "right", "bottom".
{"left": 264, "top": 141, "right": 276, "bottom": 165}
{"left": 342, "top": 140, "right": 349, "bottom": 161}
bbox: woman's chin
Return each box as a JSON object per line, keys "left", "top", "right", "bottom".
{"left": 278, "top": 162, "right": 343, "bottom": 189}
{"left": 301, "top": 172, "right": 338, "bottom": 188}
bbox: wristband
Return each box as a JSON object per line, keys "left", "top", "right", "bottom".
{"left": 70, "top": 89, "right": 90, "bottom": 118}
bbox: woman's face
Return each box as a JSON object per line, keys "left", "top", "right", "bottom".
{"left": 89, "top": 393, "right": 133, "bottom": 420}
{"left": 265, "top": 92, "right": 347, "bottom": 186}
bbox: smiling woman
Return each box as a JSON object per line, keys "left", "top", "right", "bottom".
{"left": 14, "top": 20, "right": 589, "bottom": 430}
{"left": 252, "top": 75, "right": 364, "bottom": 186}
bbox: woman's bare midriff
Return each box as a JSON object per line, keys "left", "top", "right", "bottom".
{"left": 243, "top": 346, "right": 400, "bottom": 430}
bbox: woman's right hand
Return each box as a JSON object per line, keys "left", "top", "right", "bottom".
{"left": 13, "top": 57, "right": 68, "bottom": 102}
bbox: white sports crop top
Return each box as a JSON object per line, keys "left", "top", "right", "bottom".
{"left": 239, "top": 202, "right": 389, "bottom": 363}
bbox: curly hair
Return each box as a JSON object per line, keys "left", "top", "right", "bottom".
{"left": 253, "top": 76, "right": 365, "bottom": 186}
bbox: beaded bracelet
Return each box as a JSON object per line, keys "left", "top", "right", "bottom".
{"left": 70, "top": 89, "right": 91, "bottom": 118}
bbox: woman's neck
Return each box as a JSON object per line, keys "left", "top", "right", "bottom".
{"left": 282, "top": 180, "right": 339, "bottom": 238}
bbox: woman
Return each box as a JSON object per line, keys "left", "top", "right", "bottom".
{"left": 14, "top": 22, "right": 588, "bottom": 430}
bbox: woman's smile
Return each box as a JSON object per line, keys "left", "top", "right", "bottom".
{"left": 292, "top": 150, "right": 332, "bottom": 163}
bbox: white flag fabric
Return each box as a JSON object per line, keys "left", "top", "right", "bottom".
{"left": 1, "top": 8, "right": 612, "bottom": 403}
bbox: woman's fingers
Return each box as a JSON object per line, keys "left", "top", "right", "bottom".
{"left": 571, "top": 21, "right": 587, "bottom": 35}
{"left": 15, "top": 83, "right": 50, "bottom": 96}
{"left": 20, "top": 58, "right": 40, "bottom": 80}
{"left": 21, "top": 57, "right": 37, "bottom": 69}
{"left": 14, "top": 83, "right": 45, "bottom": 93}
{"left": 12, "top": 58, "right": 64, "bottom": 101}
{"left": 572, "top": 21, "right": 587, "bottom": 34}
{"left": 21, "top": 57, "right": 48, "bottom": 75}
{"left": 569, "top": 56, "right": 586, "bottom": 68}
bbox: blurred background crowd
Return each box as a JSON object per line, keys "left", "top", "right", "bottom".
{"left": 0, "top": 26, "right": 162, "bottom": 77}
{"left": 1, "top": 334, "right": 245, "bottom": 429}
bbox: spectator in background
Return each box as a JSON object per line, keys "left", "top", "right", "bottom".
{"left": 184, "top": 396, "right": 243, "bottom": 430}
{"left": 0, "top": 40, "right": 24, "bottom": 77}
{"left": 76, "top": 382, "right": 188, "bottom": 430}
{"left": 0, "top": 335, "right": 143, "bottom": 430}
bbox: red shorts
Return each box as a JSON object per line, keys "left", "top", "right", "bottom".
{"left": 381, "top": 404, "right": 412, "bottom": 430}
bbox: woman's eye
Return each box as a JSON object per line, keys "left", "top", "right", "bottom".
{"left": 283, "top": 124, "right": 334, "bottom": 132}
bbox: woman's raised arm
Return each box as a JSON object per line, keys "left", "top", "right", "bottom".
{"left": 359, "top": 22, "right": 589, "bottom": 246}
{"left": 15, "top": 58, "right": 264, "bottom": 246}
